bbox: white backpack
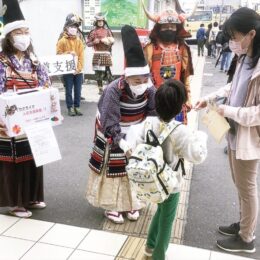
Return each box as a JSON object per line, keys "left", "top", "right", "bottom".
{"left": 126, "top": 121, "right": 184, "bottom": 204}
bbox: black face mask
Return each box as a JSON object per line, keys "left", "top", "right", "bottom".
{"left": 158, "top": 30, "right": 177, "bottom": 43}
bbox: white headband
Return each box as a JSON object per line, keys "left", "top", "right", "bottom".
{"left": 124, "top": 65, "right": 150, "bottom": 77}
{"left": 3, "top": 20, "right": 29, "bottom": 36}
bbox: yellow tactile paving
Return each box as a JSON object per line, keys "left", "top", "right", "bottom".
{"left": 102, "top": 164, "right": 192, "bottom": 244}
{"left": 115, "top": 236, "right": 147, "bottom": 260}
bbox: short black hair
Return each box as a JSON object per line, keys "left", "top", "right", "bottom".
{"left": 155, "top": 79, "right": 187, "bottom": 122}
{"left": 200, "top": 23, "right": 204, "bottom": 27}
{"left": 213, "top": 22, "right": 218, "bottom": 27}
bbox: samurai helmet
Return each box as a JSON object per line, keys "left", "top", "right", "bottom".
{"left": 94, "top": 12, "right": 108, "bottom": 22}
{"left": 142, "top": 0, "right": 198, "bottom": 24}
{"left": 64, "top": 13, "right": 83, "bottom": 27}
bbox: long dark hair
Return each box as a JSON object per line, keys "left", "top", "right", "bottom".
{"left": 1, "top": 32, "right": 34, "bottom": 57}
{"left": 223, "top": 7, "right": 260, "bottom": 69}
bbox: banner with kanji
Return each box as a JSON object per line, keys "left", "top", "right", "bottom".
{"left": 39, "top": 54, "right": 77, "bottom": 76}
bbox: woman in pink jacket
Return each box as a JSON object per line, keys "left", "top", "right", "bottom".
{"left": 195, "top": 7, "right": 260, "bottom": 254}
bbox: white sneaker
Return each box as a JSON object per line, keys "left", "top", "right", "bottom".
{"left": 126, "top": 210, "right": 140, "bottom": 221}
{"left": 104, "top": 211, "right": 124, "bottom": 224}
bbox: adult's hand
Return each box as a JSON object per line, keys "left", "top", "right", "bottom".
{"left": 93, "top": 38, "right": 100, "bottom": 44}
{"left": 194, "top": 100, "right": 207, "bottom": 111}
{"left": 216, "top": 105, "right": 225, "bottom": 116}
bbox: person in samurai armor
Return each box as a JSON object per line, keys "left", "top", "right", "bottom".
{"left": 87, "top": 12, "right": 114, "bottom": 95}
{"left": 143, "top": 0, "right": 196, "bottom": 124}
{"left": 86, "top": 25, "right": 156, "bottom": 224}
{"left": 0, "top": 0, "right": 51, "bottom": 218}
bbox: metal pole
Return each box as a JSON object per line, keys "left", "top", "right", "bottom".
{"left": 220, "top": 0, "right": 224, "bottom": 25}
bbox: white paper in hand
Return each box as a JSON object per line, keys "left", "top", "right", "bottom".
{"left": 25, "top": 121, "right": 62, "bottom": 167}
{"left": 201, "top": 109, "right": 230, "bottom": 144}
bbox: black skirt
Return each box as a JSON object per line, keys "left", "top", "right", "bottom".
{"left": 0, "top": 161, "right": 44, "bottom": 207}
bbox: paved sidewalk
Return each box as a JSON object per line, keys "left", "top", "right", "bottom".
{"left": 0, "top": 50, "right": 258, "bottom": 260}
{"left": 0, "top": 215, "right": 256, "bottom": 260}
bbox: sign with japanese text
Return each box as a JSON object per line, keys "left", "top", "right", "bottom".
{"left": 39, "top": 54, "right": 77, "bottom": 76}
{"left": 25, "top": 121, "right": 62, "bottom": 167}
{"left": 83, "top": 0, "right": 149, "bottom": 30}
{"left": 0, "top": 88, "right": 62, "bottom": 137}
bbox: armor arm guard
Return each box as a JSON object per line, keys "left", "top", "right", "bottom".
{"left": 86, "top": 30, "right": 96, "bottom": 47}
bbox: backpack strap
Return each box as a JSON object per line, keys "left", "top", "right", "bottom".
{"left": 158, "top": 121, "right": 186, "bottom": 176}
{"left": 144, "top": 120, "right": 153, "bottom": 143}
{"left": 157, "top": 121, "right": 182, "bottom": 145}
{"left": 174, "top": 157, "right": 186, "bottom": 176}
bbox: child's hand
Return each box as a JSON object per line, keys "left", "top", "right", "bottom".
{"left": 185, "top": 102, "right": 192, "bottom": 112}
{"left": 125, "top": 149, "right": 132, "bottom": 159}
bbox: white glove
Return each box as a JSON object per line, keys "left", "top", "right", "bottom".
{"left": 119, "top": 139, "right": 131, "bottom": 154}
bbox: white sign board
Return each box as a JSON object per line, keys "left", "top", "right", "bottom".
{"left": 39, "top": 54, "right": 77, "bottom": 76}
{"left": 0, "top": 88, "right": 62, "bottom": 137}
{"left": 25, "top": 121, "right": 62, "bottom": 167}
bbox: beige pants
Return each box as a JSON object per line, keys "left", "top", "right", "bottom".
{"left": 228, "top": 149, "right": 259, "bottom": 242}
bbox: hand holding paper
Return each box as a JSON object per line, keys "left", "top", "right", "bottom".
{"left": 201, "top": 107, "right": 230, "bottom": 144}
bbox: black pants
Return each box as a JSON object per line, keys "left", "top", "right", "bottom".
{"left": 197, "top": 40, "right": 205, "bottom": 56}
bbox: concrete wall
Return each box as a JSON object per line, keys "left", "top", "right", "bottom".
{"left": 20, "top": 0, "right": 125, "bottom": 76}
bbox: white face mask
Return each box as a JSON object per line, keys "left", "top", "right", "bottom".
{"left": 130, "top": 83, "right": 149, "bottom": 97}
{"left": 13, "top": 35, "right": 31, "bottom": 51}
{"left": 68, "top": 27, "right": 78, "bottom": 36}
{"left": 229, "top": 34, "right": 249, "bottom": 56}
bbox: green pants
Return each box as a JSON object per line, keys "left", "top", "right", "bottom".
{"left": 147, "top": 193, "right": 180, "bottom": 260}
